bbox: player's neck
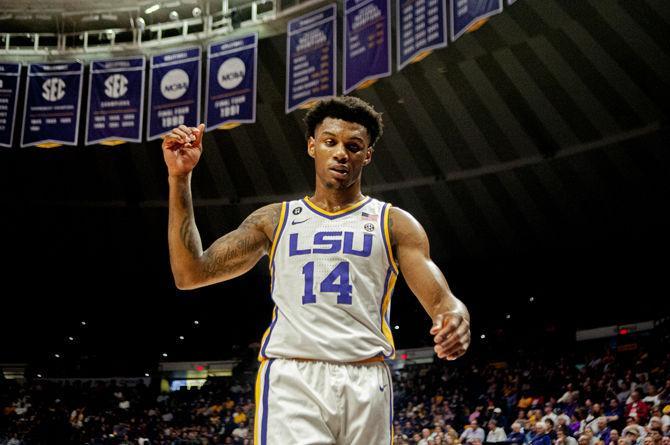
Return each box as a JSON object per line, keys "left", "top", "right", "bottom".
{"left": 310, "top": 184, "right": 366, "bottom": 213}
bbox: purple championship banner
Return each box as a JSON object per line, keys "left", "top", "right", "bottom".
{"left": 397, "top": 0, "right": 448, "bottom": 71}
{"left": 0, "top": 63, "right": 21, "bottom": 148}
{"left": 450, "top": 0, "right": 503, "bottom": 41}
{"left": 86, "top": 56, "right": 145, "bottom": 145}
{"left": 205, "top": 33, "right": 257, "bottom": 130}
{"left": 343, "top": 0, "right": 392, "bottom": 94}
{"left": 147, "top": 46, "right": 201, "bottom": 141}
{"left": 285, "top": 4, "right": 337, "bottom": 113}
{"left": 21, "top": 61, "right": 83, "bottom": 148}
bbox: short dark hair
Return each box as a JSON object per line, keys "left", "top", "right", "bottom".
{"left": 303, "top": 96, "right": 383, "bottom": 147}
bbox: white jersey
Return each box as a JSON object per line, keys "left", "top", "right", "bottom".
{"left": 259, "top": 196, "right": 399, "bottom": 363}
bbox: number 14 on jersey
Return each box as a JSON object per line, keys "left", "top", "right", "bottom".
{"left": 301, "top": 261, "right": 352, "bottom": 305}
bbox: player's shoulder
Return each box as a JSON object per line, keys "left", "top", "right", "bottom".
{"left": 242, "top": 202, "right": 283, "bottom": 234}
{"left": 388, "top": 205, "right": 428, "bottom": 246}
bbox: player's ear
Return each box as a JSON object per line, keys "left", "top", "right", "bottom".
{"left": 363, "top": 147, "right": 374, "bottom": 166}
{"left": 307, "top": 136, "right": 316, "bottom": 159}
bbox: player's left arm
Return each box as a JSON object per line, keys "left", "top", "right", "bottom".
{"left": 389, "top": 206, "right": 471, "bottom": 360}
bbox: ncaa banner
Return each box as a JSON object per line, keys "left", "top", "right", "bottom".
{"left": 21, "top": 61, "right": 83, "bottom": 148}
{"left": 86, "top": 56, "right": 145, "bottom": 146}
{"left": 397, "top": 0, "right": 447, "bottom": 71}
{"left": 0, "top": 63, "right": 21, "bottom": 148}
{"left": 286, "top": 4, "right": 337, "bottom": 113}
{"left": 343, "top": 0, "right": 391, "bottom": 94}
{"left": 148, "top": 46, "right": 201, "bottom": 141}
{"left": 450, "top": 0, "right": 503, "bottom": 41}
{"left": 205, "top": 33, "right": 257, "bottom": 130}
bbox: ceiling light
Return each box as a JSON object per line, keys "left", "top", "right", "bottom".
{"left": 35, "top": 14, "right": 51, "bottom": 20}
{"left": 101, "top": 13, "right": 118, "bottom": 21}
{"left": 169, "top": 10, "right": 179, "bottom": 21}
{"left": 145, "top": 4, "right": 160, "bottom": 14}
{"left": 192, "top": 7, "right": 201, "bottom": 18}
{"left": 81, "top": 14, "right": 100, "bottom": 22}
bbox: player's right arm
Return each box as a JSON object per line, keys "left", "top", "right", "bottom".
{"left": 163, "top": 124, "right": 280, "bottom": 290}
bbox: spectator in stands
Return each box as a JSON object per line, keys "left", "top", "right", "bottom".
{"left": 486, "top": 419, "right": 507, "bottom": 443}
{"left": 626, "top": 392, "right": 651, "bottom": 424}
{"left": 461, "top": 419, "right": 486, "bottom": 444}
{"left": 545, "top": 418, "right": 558, "bottom": 441}
{"left": 609, "top": 429, "right": 621, "bottom": 445}
{"left": 557, "top": 425, "right": 578, "bottom": 445}
{"left": 530, "top": 422, "right": 552, "bottom": 445}
{"left": 508, "top": 422, "right": 526, "bottom": 445}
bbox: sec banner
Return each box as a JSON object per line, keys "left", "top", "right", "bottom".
{"left": 0, "top": 63, "right": 21, "bottom": 148}
{"left": 86, "top": 56, "right": 145, "bottom": 145}
{"left": 286, "top": 4, "right": 337, "bottom": 113}
{"left": 397, "top": 0, "right": 448, "bottom": 71}
{"left": 343, "top": 0, "right": 392, "bottom": 94}
{"left": 148, "top": 46, "right": 201, "bottom": 141}
{"left": 21, "top": 61, "right": 83, "bottom": 148}
{"left": 450, "top": 0, "right": 503, "bottom": 41}
{"left": 205, "top": 33, "right": 257, "bottom": 130}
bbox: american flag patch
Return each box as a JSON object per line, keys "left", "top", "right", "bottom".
{"left": 361, "top": 212, "right": 378, "bottom": 221}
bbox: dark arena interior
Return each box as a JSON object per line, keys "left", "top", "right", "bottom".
{"left": 0, "top": 0, "right": 669, "bottom": 444}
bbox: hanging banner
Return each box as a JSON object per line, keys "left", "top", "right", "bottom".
{"left": 286, "top": 4, "right": 337, "bottom": 113}
{"left": 0, "top": 63, "right": 21, "bottom": 148}
{"left": 343, "top": 0, "right": 391, "bottom": 94}
{"left": 86, "top": 56, "right": 145, "bottom": 146}
{"left": 147, "top": 46, "right": 201, "bottom": 141}
{"left": 206, "top": 33, "right": 257, "bottom": 130}
{"left": 21, "top": 61, "right": 83, "bottom": 148}
{"left": 450, "top": 0, "right": 503, "bottom": 41}
{"left": 397, "top": 0, "right": 447, "bottom": 71}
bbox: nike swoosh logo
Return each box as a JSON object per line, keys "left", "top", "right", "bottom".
{"left": 291, "top": 219, "right": 309, "bottom": 225}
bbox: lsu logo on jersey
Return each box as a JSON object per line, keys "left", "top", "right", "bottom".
{"left": 289, "top": 231, "right": 373, "bottom": 257}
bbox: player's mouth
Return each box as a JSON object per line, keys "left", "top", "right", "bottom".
{"left": 329, "top": 165, "right": 349, "bottom": 179}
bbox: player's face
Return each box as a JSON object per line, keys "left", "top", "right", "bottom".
{"left": 308, "top": 117, "right": 373, "bottom": 190}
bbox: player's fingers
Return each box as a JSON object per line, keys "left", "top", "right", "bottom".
{"left": 429, "top": 314, "right": 444, "bottom": 336}
{"left": 445, "top": 347, "right": 467, "bottom": 361}
{"left": 172, "top": 128, "right": 189, "bottom": 141}
{"left": 193, "top": 124, "right": 204, "bottom": 148}
{"left": 178, "top": 124, "right": 191, "bottom": 135}
{"left": 442, "top": 331, "right": 471, "bottom": 360}
{"left": 437, "top": 324, "right": 470, "bottom": 352}
{"left": 434, "top": 316, "right": 462, "bottom": 344}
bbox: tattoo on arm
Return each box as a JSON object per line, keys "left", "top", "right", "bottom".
{"left": 179, "top": 215, "right": 200, "bottom": 256}
{"left": 200, "top": 203, "right": 282, "bottom": 279}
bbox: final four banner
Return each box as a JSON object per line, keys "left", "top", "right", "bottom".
{"left": 206, "top": 33, "right": 257, "bottom": 130}
{"left": 86, "top": 56, "right": 145, "bottom": 145}
{"left": 148, "top": 46, "right": 201, "bottom": 141}
{"left": 397, "top": 0, "right": 447, "bottom": 71}
{"left": 343, "top": 0, "right": 391, "bottom": 94}
{"left": 286, "top": 4, "right": 337, "bottom": 113}
{"left": 0, "top": 63, "right": 21, "bottom": 148}
{"left": 450, "top": 0, "right": 503, "bottom": 41}
{"left": 21, "top": 62, "right": 83, "bottom": 148}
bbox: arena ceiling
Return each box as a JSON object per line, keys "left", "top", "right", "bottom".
{"left": 0, "top": 0, "right": 668, "bottom": 370}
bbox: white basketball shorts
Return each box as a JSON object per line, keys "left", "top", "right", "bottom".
{"left": 253, "top": 358, "right": 393, "bottom": 445}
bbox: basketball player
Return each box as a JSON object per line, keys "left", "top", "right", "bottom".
{"left": 162, "top": 96, "right": 470, "bottom": 444}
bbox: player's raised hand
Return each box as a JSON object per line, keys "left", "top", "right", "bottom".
{"left": 162, "top": 123, "right": 205, "bottom": 177}
{"left": 429, "top": 311, "right": 470, "bottom": 361}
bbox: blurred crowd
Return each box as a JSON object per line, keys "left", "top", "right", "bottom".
{"left": 1, "top": 334, "right": 668, "bottom": 445}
